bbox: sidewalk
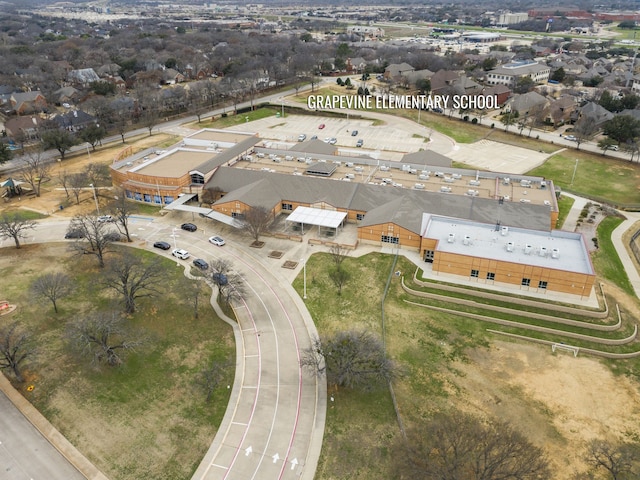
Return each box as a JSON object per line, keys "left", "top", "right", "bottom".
{"left": 611, "top": 212, "right": 640, "bottom": 299}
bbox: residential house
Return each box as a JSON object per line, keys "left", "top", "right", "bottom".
{"left": 96, "top": 63, "right": 121, "bottom": 77}
{"left": 545, "top": 95, "right": 578, "bottom": 126}
{"left": 9, "top": 91, "right": 47, "bottom": 115}
{"left": 53, "top": 86, "right": 80, "bottom": 105}
{"left": 346, "top": 57, "right": 367, "bottom": 74}
{"left": 572, "top": 102, "right": 614, "bottom": 127}
{"left": 51, "top": 109, "right": 97, "bottom": 132}
{"left": 480, "top": 85, "right": 511, "bottom": 106}
{"left": 486, "top": 60, "right": 551, "bottom": 88}
{"left": 384, "top": 62, "right": 415, "bottom": 82}
{"left": 162, "top": 68, "right": 185, "bottom": 85}
{"left": 4, "top": 115, "right": 42, "bottom": 142}
{"left": 67, "top": 68, "right": 101, "bottom": 87}
{"left": 505, "top": 91, "right": 549, "bottom": 116}
{"left": 430, "top": 69, "right": 463, "bottom": 96}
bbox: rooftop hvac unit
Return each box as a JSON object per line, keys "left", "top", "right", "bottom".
{"left": 452, "top": 173, "right": 462, "bottom": 179}
{"left": 409, "top": 168, "right": 417, "bottom": 174}
{"left": 346, "top": 162, "right": 354, "bottom": 167}
{"left": 520, "top": 198, "right": 531, "bottom": 203}
{"left": 421, "top": 170, "right": 432, "bottom": 176}
{"left": 524, "top": 244, "right": 532, "bottom": 254}
{"left": 444, "top": 177, "right": 455, "bottom": 183}
{"left": 544, "top": 200, "right": 551, "bottom": 206}
{"left": 418, "top": 174, "right": 430, "bottom": 180}
{"left": 345, "top": 173, "right": 355, "bottom": 179}
{"left": 440, "top": 186, "right": 452, "bottom": 193}
{"left": 333, "top": 160, "right": 341, "bottom": 165}
{"left": 539, "top": 246, "right": 547, "bottom": 257}
{"left": 503, "top": 177, "right": 510, "bottom": 185}
{"left": 506, "top": 241, "right": 514, "bottom": 252}
{"left": 448, "top": 233, "right": 455, "bottom": 243}
{"left": 503, "top": 195, "right": 510, "bottom": 201}
{"left": 354, "top": 166, "right": 363, "bottom": 172}
{"left": 297, "top": 157, "right": 306, "bottom": 162}
{"left": 463, "top": 235, "right": 472, "bottom": 246}
{"left": 434, "top": 171, "right": 445, "bottom": 178}
{"left": 380, "top": 165, "right": 390, "bottom": 171}
{"left": 469, "top": 180, "right": 481, "bottom": 186}
{"left": 414, "top": 183, "right": 425, "bottom": 190}
{"left": 382, "top": 178, "right": 393, "bottom": 184}
{"left": 551, "top": 248, "right": 560, "bottom": 259}
{"left": 540, "top": 181, "right": 547, "bottom": 189}
{"left": 285, "top": 155, "right": 293, "bottom": 161}
{"left": 402, "top": 164, "right": 410, "bottom": 172}
{"left": 501, "top": 226, "right": 509, "bottom": 236}
{"left": 520, "top": 179, "right": 532, "bottom": 188}
{"left": 392, "top": 182, "right": 403, "bottom": 188}
{"left": 466, "top": 189, "right": 479, "bottom": 196}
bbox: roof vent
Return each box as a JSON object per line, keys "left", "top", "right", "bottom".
{"left": 551, "top": 248, "right": 560, "bottom": 259}
{"left": 524, "top": 244, "right": 532, "bottom": 255}
{"left": 506, "top": 241, "right": 514, "bottom": 252}
{"left": 539, "top": 246, "right": 548, "bottom": 257}
{"left": 447, "top": 233, "right": 455, "bottom": 243}
{"left": 501, "top": 226, "right": 509, "bottom": 236}
{"left": 463, "top": 235, "right": 472, "bottom": 246}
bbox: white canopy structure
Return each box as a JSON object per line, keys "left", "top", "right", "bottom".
{"left": 285, "top": 206, "right": 347, "bottom": 237}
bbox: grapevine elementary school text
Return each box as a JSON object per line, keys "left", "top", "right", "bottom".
{"left": 307, "top": 94, "right": 499, "bottom": 111}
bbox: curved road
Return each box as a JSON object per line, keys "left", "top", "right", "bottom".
{"left": 1, "top": 216, "right": 325, "bottom": 480}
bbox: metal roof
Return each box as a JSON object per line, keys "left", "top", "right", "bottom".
{"left": 286, "top": 206, "right": 347, "bottom": 229}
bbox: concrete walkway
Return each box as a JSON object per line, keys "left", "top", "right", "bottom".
{"left": 611, "top": 212, "right": 640, "bottom": 299}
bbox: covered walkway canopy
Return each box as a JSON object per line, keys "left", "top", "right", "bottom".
{"left": 285, "top": 206, "right": 347, "bottom": 237}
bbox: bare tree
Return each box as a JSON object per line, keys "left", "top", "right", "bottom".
{"left": 585, "top": 439, "right": 640, "bottom": 480}
{"left": 301, "top": 330, "right": 397, "bottom": 390}
{"left": 0, "top": 212, "right": 37, "bottom": 249}
{"left": 67, "top": 215, "right": 115, "bottom": 268}
{"left": 396, "top": 411, "right": 551, "bottom": 480}
{"left": 109, "top": 187, "right": 134, "bottom": 242}
{"left": 103, "top": 252, "right": 163, "bottom": 314}
{"left": 57, "top": 169, "right": 71, "bottom": 199}
{"left": 210, "top": 258, "right": 245, "bottom": 306}
{"left": 69, "top": 172, "right": 88, "bottom": 205}
{"left": 83, "top": 162, "right": 111, "bottom": 187}
{"left": 30, "top": 272, "right": 73, "bottom": 314}
{"left": 18, "top": 149, "right": 51, "bottom": 197}
{"left": 196, "top": 359, "right": 230, "bottom": 402}
{"left": 242, "top": 206, "right": 272, "bottom": 242}
{"left": 66, "top": 311, "right": 143, "bottom": 366}
{"left": 178, "top": 275, "right": 208, "bottom": 319}
{"left": 329, "top": 244, "right": 349, "bottom": 270}
{"left": 574, "top": 115, "right": 597, "bottom": 150}
{"left": 0, "top": 322, "right": 34, "bottom": 383}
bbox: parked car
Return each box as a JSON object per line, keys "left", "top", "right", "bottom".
{"left": 172, "top": 248, "right": 190, "bottom": 260}
{"left": 193, "top": 258, "right": 209, "bottom": 270}
{"left": 298, "top": 134, "right": 306, "bottom": 142}
{"left": 64, "top": 229, "right": 84, "bottom": 239}
{"left": 208, "top": 235, "right": 226, "bottom": 246}
{"left": 610, "top": 145, "right": 619, "bottom": 151}
{"left": 97, "top": 215, "right": 113, "bottom": 222}
{"left": 351, "top": 130, "right": 358, "bottom": 136}
{"left": 329, "top": 138, "right": 337, "bottom": 145}
{"left": 212, "top": 272, "right": 228, "bottom": 286}
{"left": 564, "top": 135, "right": 577, "bottom": 142}
{"left": 356, "top": 139, "right": 364, "bottom": 147}
{"left": 181, "top": 223, "right": 197, "bottom": 232}
{"left": 153, "top": 241, "right": 171, "bottom": 250}
{"left": 310, "top": 135, "right": 318, "bottom": 140}
{"left": 318, "top": 123, "right": 325, "bottom": 129}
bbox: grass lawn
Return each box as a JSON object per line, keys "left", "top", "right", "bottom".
{"left": 592, "top": 216, "right": 635, "bottom": 297}
{"left": 526, "top": 151, "right": 640, "bottom": 207}
{"left": 1, "top": 244, "right": 234, "bottom": 480}
{"left": 190, "top": 106, "right": 282, "bottom": 129}
{"left": 555, "top": 194, "right": 575, "bottom": 229}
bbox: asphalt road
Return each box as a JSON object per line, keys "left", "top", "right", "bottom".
{"left": 4, "top": 215, "right": 324, "bottom": 480}
{"left": 0, "top": 388, "right": 86, "bottom": 480}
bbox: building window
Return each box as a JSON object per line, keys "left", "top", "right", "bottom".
{"left": 126, "top": 190, "right": 134, "bottom": 199}
{"left": 143, "top": 193, "right": 151, "bottom": 203}
{"left": 190, "top": 173, "right": 205, "bottom": 184}
{"left": 381, "top": 235, "right": 399, "bottom": 244}
{"left": 471, "top": 269, "right": 479, "bottom": 278}
{"left": 356, "top": 213, "right": 365, "bottom": 221}
{"left": 164, "top": 196, "right": 174, "bottom": 204}
{"left": 282, "top": 203, "right": 293, "bottom": 211}
{"left": 486, "top": 272, "right": 495, "bottom": 281}
{"left": 154, "top": 195, "right": 162, "bottom": 204}
{"left": 538, "top": 281, "right": 548, "bottom": 289}
{"left": 424, "top": 250, "right": 434, "bottom": 263}
{"left": 521, "top": 278, "right": 531, "bottom": 287}
{"left": 134, "top": 192, "right": 142, "bottom": 201}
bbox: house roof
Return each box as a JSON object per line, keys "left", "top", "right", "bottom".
{"left": 67, "top": 68, "right": 100, "bottom": 84}
{"left": 288, "top": 139, "right": 337, "bottom": 155}
{"left": 507, "top": 91, "right": 548, "bottom": 113}
{"left": 401, "top": 150, "right": 452, "bottom": 168}
{"left": 206, "top": 168, "right": 552, "bottom": 234}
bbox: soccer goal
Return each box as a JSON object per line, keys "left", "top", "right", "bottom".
{"left": 552, "top": 343, "right": 579, "bottom": 357}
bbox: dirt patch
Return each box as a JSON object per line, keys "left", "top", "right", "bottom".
{"left": 453, "top": 340, "right": 640, "bottom": 478}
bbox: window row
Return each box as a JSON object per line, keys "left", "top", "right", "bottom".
{"left": 471, "top": 270, "right": 547, "bottom": 289}
{"left": 125, "top": 190, "right": 173, "bottom": 205}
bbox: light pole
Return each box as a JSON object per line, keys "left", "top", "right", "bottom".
{"left": 89, "top": 183, "right": 99, "bottom": 215}
{"left": 301, "top": 257, "right": 307, "bottom": 300}
{"left": 570, "top": 158, "right": 579, "bottom": 186}
{"left": 172, "top": 228, "right": 177, "bottom": 249}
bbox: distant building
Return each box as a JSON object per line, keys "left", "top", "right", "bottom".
{"left": 347, "top": 26, "right": 384, "bottom": 39}
{"left": 486, "top": 61, "right": 551, "bottom": 88}
{"left": 497, "top": 12, "right": 529, "bottom": 25}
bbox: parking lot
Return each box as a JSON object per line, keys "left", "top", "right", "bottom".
{"left": 232, "top": 113, "right": 433, "bottom": 161}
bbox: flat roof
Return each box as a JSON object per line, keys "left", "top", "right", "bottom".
{"left": 131, "top": 149, "right": 215, "bottom": 178}
{"left": 423, "top": 215, "right": 594, "bottom": 275}
{"left": 185, "top": 129, "right": 257, "bottom": 144}
{"left": 286, "top": 206, "right": 347, "bottom": 229}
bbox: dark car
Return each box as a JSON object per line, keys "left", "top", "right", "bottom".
{"left": 433, "top": 107, "right": 443, "bottom": 113}
{"left": 212, "top": 272, "right": 228, "bottom": 286}
{"left": 193, "top": 258, "right": 209, "bottom": 270}
{"left": 153, "top": 241, "right": 171, "bottom": 250}
{"left": 64, "top": 229, "right": 84, "bottom": 239}
{"left": 356, "top": 139, "right": 363, "bottom": 147}
{"left": 351, "top": 130, "right": 358, "bottom": 136}
{"left": 181, "top": 223, "right": 197, "bottom": 232}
